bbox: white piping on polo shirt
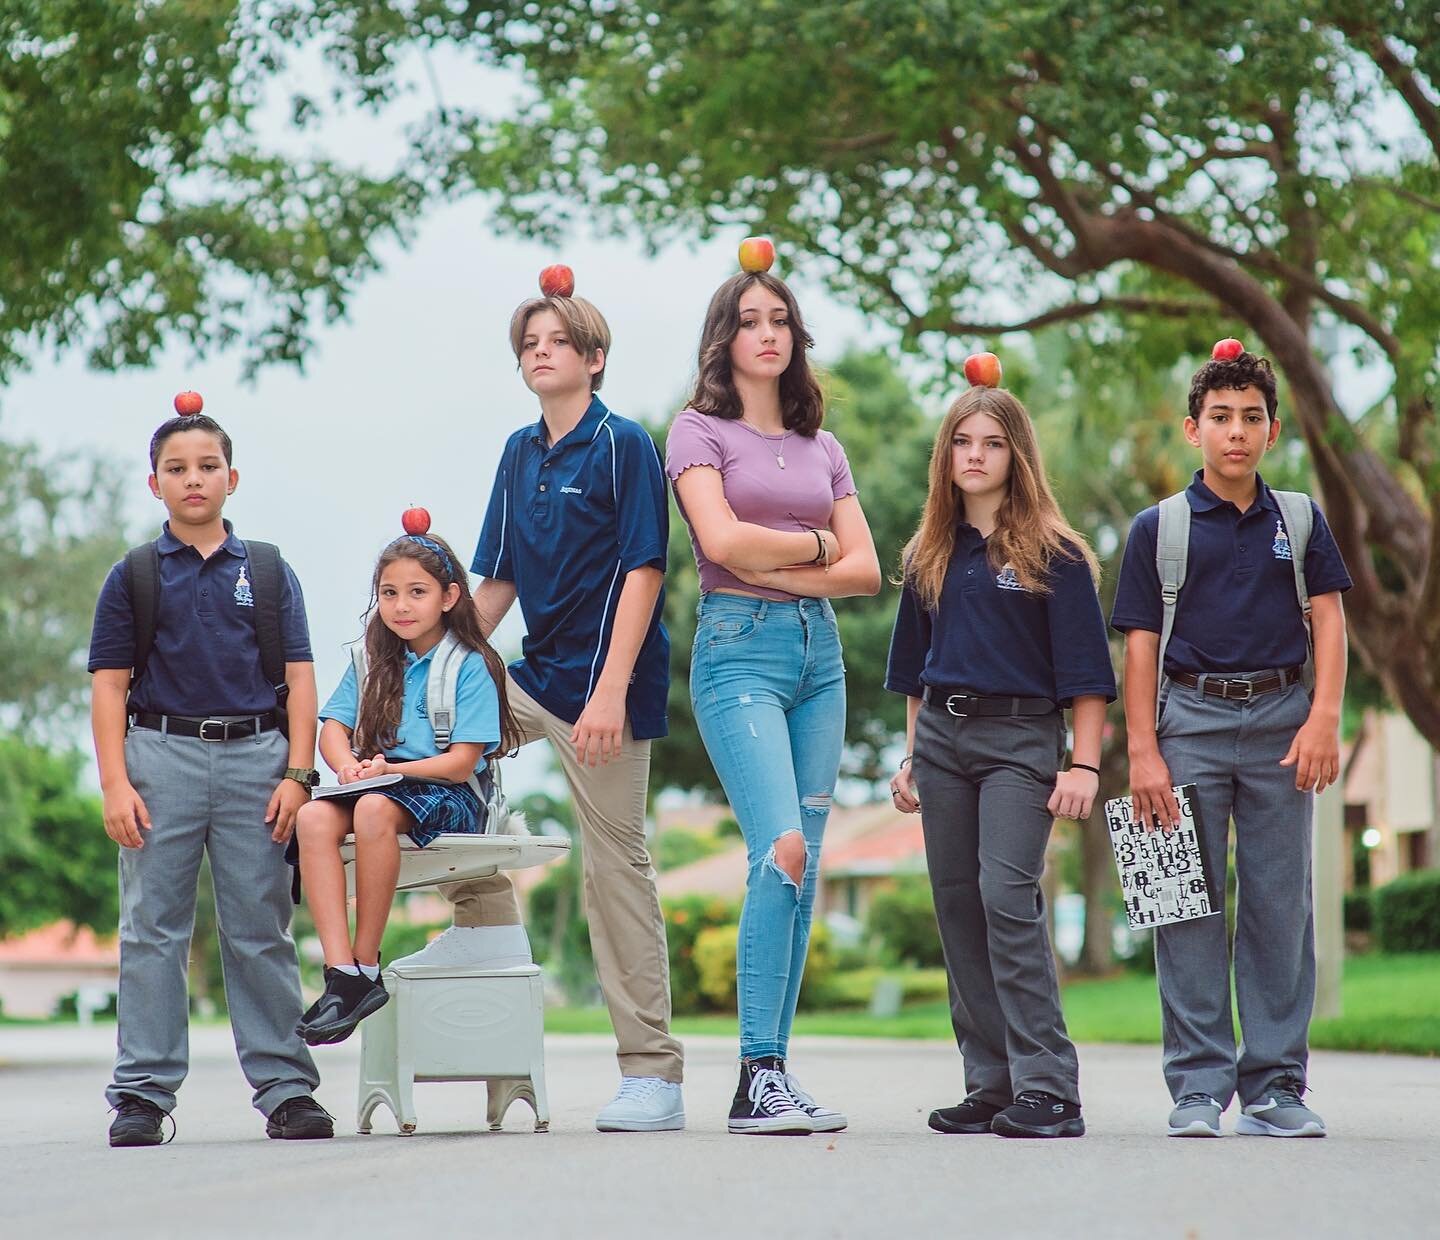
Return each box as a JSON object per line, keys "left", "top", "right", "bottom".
{"left": 585, "top": 414, "right": 621, "bottom": 701}
{"left": 491, "top": 472, "right": 508, "bottom": 577}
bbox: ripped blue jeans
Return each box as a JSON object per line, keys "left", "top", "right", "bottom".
{"left": 690, "top": 593, "right": 847, "bottom": 1059}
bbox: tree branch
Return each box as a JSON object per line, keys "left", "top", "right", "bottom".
{"left": 911, "top": 295, "right": 1212, "bottom": 338}
{"left": 1359, "top": 31, "right": 1440, "bottom": 161}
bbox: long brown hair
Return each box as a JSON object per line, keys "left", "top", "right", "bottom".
{"left": 687, "top": 272, "right": 825, "bottom": 435}
{"left": 352, "top": 535, "right": 520, "bottom": 759}
{"left": 901, "top": 387, "right": 1099, "bottom": 607}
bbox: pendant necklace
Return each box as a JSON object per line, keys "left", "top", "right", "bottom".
{"left": 739, "top": 417, "right": 790, "bottom": 469}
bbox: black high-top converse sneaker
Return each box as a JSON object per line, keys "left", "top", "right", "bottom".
{"left": 728, "top": 1057, "right": 814, "bottom": 1135}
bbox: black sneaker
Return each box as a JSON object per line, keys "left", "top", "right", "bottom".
{"left": 108, "top": 1095, "right": 170, "bottom": 1147}
{"left": 928, "top": 1094, "right": 1006, "bottom": 1134}
{"left": 991, "top": 1090, "right": 1085, "bottom": 1138}
{"left": 728, "top": 1057, "right": 813, "bottom": 1135}
{"left": 297, "top": 966, "right": 389, "bottom": 1046}
{"left": 266, "top": 1096, "right": 335, "bottom": 1140}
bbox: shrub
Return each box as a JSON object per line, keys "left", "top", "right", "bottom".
{"left": 1373, "top": 869, "right": 1440, "bottom": 953}
{"left": 653, "top": 828, "right": 729, "bottom": 872}
{"left": 663, "top": 894, "right": 741, "bottom": 1013}
{"left": 796, "top": 922, "right": 838, "bottom": 1009}
{"left": 866, "top": 877, "right": 945, "bottom": 967}
{"left": 695, "top": 923, "right": 739, "bottom": 1010}
{"left": 1343, "top": 890, "right": 1373, "bottom": 934}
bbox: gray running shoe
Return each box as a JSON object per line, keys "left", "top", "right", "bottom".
{"left": 1236, "top": 1076, "right": 1326, "bottom": 1137}
{"left": 1168, "top": 1093, "right": 1222, "bottom": 1137}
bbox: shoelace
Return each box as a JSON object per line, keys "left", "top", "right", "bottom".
{"left": 1176, "top": 1093, "right": 1218, "bottom": 1109}
{"left": 277, "top": 1097, "right": 334, "bottom": 1123}
{"left": 1265, "top": 1075, "right": 1308, "bottom": 1108}
{"left": 1013, "top": 1090, "right": 1053, "bottom": 1109}
{"left": 112, "top": 1097, "right": 176, "bottom": 1144}
{"left": 613, "top": 1076, "right": 665, "bottom": 1102}
{"left": 748, "top": 1068, "right": 803, "bottom": 1116}
{"left": 784, "top": 1073, "right": 818, "bottom": 1110}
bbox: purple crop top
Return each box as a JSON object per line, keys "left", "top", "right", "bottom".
{"left": 664, "top": 408, "right": 858, "bottom": 601}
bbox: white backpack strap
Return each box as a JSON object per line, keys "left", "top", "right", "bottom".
{"left": 425, "top": 632, "right": 467, "bottom": 750}
{"left": 346, "top": 642, "right": 368, "bottom": 756}
{"left": 1154, "top": 494, "right": 1191, "bottom": 723}
{"left": 1272, "top": 490, "right": 1314, "bottom": 690}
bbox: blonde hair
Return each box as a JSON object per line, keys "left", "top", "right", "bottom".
{"left": 508, "top": 295, "right": 612, "bottom": 392}
{"left": 901, "top": 386, "right": 1099, "bottom": 608}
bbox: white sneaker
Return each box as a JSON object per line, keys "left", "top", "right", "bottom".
{"left": 389, "top": 925, "right": 533, "bottom": 970}
{"left": 785, "top": 1071, "right": 848, "bottom": 1133}
{"left": 595, "top": 1077, "right": 685, "bottom": 1132}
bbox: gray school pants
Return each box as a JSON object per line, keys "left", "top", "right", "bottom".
{"left": 912, "top": 704, "right": 1080, "bottom": 1104}
{"left": 1155, "top": 675, "right": 1315, "bottom": 1108}
{"left": 107, "top": 725, "right": 319, "bottom": 1117}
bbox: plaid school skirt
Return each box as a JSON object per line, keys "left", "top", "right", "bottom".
{"left": 374, "top": 778, "right": 483, "bottom": 847}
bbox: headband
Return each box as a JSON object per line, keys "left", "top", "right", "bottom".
{"left": 406, "top": 535, "right": 453, "bottom": 578}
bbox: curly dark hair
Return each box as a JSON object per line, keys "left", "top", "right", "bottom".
{"left": 687, "top": 272, "right": 825, "bottom": 435}
{"left": 1188, "top": 352, "right": 1278, "bottom": 421}
{"left": 353, "top": 534, "right": 519, "bottom": 761}
{"left": 149, "top": 415, "right": 233, "bottom": 469}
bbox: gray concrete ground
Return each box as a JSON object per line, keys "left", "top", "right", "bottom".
{"left": 1, "top": 1024, "right": 1435, "bottom": 1239}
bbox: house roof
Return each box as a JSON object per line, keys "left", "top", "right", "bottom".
{"left": 0, "top": 921, "right": 119, "bottom": 968}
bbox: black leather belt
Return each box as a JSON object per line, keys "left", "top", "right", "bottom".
{"left": 922, "top": 686, "right": 1055, "bottom": 717}
{"left": 130, "top": 712, "right": 279, "bottom": 740}
{"left": 1167, "top": 667, "right": 1305, "bottom": 701}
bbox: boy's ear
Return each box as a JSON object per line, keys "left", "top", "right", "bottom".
{"left": 147, "top": 473, "right": 161, "bottom": 500}
{"left": 587, "top": 347, "right": 606, "bottom": 378}
{"left": 227, "top": 467, "right": 239, "bottom": 496}
{"left": 1266, "top": 417, "right": 1281, "bottom": 449}
{"left": 1182, "top": 415, "right": 1201, "bottom": 448}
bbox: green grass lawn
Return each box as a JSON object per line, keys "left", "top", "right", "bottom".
{"left": 545, "top": 953, "right": 1440, "bottom": 1056}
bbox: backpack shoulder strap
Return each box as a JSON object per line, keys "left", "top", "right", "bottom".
{"left": 1154, "top": 494, "right": 1191, "bottom": 720}
{"left": 426, "top": 632, "right": 467, "bottom": 750}
{"left": 242, "top": 541, "right": 288, "bottom": 695}
{"left": 1271, "top": 490, "right": 1314, "bottom": 689}
{"left": 122, "top": 542, "right": 162, "bottom": 702}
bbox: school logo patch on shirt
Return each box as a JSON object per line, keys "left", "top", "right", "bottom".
{"left": 1272, "top": 520, "right": 1292, "bottom": 562}
{"left": 233, "top": 564, "right": 254, "bottom": 607}
{"left": 560, "top": 485, "right": 583, "bottom": 495}
{"left": 995, "top": 564, "right": 1025, "bottom": 591}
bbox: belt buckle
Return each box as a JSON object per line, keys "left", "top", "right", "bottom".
{"left": 1222, "top": 679, "right": 1254, "bottom": 702}
{"left": 944, "top": 694, "right": 973, "bottom": 717}
{"left": 198, "top": 718, "right": 230, "bottom": 741}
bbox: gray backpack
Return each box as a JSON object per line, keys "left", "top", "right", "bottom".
{"left": 348, "top": 632, "right": 522, "bottom": 835}
{"left": 1154, "top": 489, "right": 1314, "bottom": 722}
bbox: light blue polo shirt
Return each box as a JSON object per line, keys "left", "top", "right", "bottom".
{"left": 472, "top": 395, "right": 670, "bottom": 739}
{"left": 320, "top": 646, "right": 500, "bottom": 768}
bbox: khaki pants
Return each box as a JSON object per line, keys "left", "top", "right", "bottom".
{"left": 441, "top": 675, "right": 683, "bottom": 1082}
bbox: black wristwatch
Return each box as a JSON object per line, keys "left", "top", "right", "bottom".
{"left": 284, "top": 767, "right": 320, "bottom": 788}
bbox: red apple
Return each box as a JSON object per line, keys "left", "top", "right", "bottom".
{"left": 401, "top": 506, "right": 431, "bottom": 536}
{"left": 963, "top": 352, "right": 1002, "bottom": 388}
{"left": 539, "top": 264, "right": 575, "bottom": 298}
{"left": 173, "top": 390, "right": 204, "bottom": 416}
{"left": 1211, "top": 337, "right": 1245, "bottom": 362}
{"left": 738, "top": 236, "right": 776, "bottom": 273}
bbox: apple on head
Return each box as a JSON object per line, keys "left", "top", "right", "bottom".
{"left": 738, "top": 236, "right": 775, "bottom": 274}
{"left": 1211, "top": 337, "right": 1245, "bottom": 362}
{"left": 173, "top": 390, "right": 204, "bottom": 416}
{"left": 963, "top": 352, "right": 1002, "bottom": 389}
{"left": 401, "top": 506, "right": 431, "bottom": 536}
{"left": 539, "top": 264, "right": 575, "bottom": 298}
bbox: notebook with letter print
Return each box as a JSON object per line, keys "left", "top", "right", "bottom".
{"left": 1104, "top": 783, "right": 1216, "bottom": 929}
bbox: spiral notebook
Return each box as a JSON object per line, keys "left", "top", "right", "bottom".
{"left": 311, "top": 773, "right": 404, "bottom": 801}
{"left": 1103, "top": 783, "right": 1217, "bottom": 929}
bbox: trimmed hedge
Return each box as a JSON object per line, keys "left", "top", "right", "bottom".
{"left": 1343, "top": 890, "right": 1373, "bottom": 933}
{"left": 1373, "top": 869, "right": 1440, "bottom": 953}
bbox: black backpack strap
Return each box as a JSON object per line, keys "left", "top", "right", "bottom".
{"left": 243, "top": 541, "right": 289, "bottom": 702}
{"left": 122, "top": 542, "right": 162, "bottom": 707}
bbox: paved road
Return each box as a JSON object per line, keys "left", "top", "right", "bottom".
{"left": 1, "top": 1025, "right": 1434, "bottom": 1239}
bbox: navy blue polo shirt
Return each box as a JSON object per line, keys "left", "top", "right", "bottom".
{"left": 473, "top": 396, "right": 670, "bottom": 739}
{"left": 885, "top": 524, "right": 1117, "bottom": 707}
{"left": 1110, "top": 471, "right": 1352, "bottom": 674}
{"left": 88, "top": 521, "right": 312, "bottom": 715}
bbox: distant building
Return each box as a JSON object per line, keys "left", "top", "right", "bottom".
{"left": 0, "top": 921, "right": 118, "bottom": 1020}
{"left": 1343, "top": 709, "right": 1438, "bottom": 887}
